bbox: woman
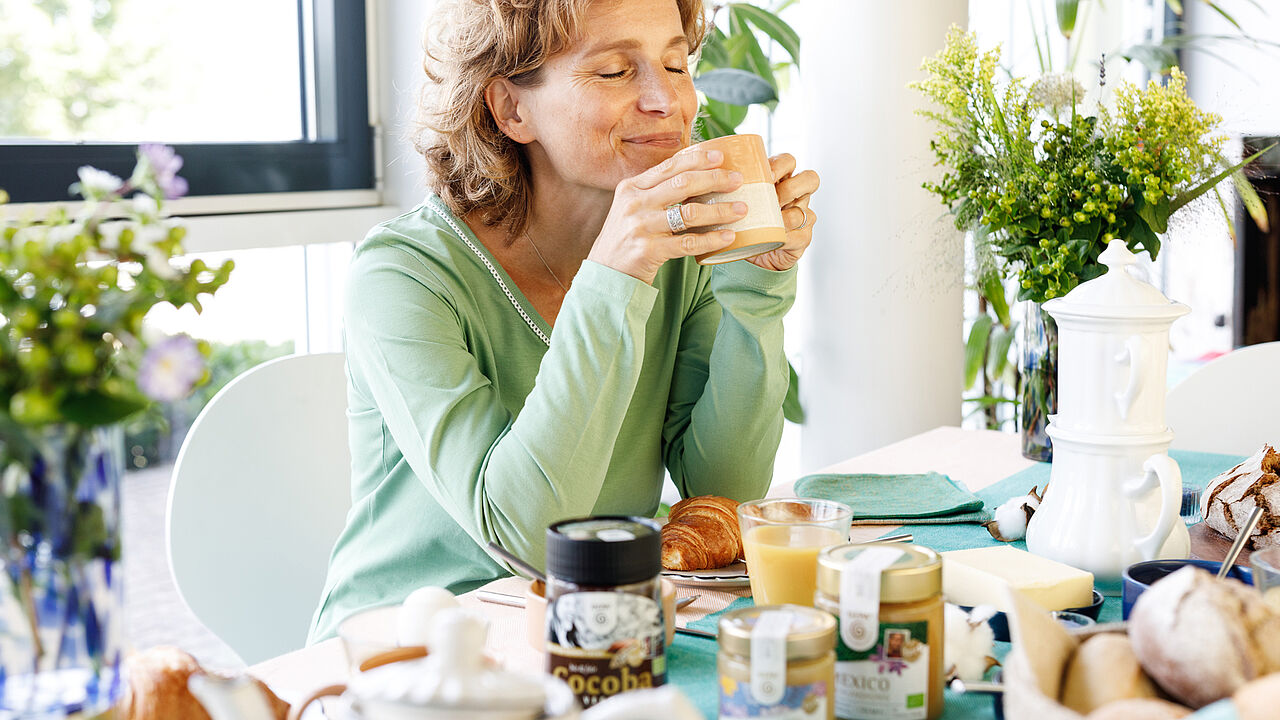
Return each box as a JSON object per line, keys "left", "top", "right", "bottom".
{"left": 308, "top": 0, "right": 819, "bottom": 642}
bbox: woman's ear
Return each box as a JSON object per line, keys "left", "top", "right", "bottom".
{"left": 485, "top": 79, "right": 533, "bottom": 144}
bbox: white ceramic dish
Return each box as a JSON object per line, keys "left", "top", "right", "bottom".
{"left": 661, "top": 561, "right": 750, "bottom": 588}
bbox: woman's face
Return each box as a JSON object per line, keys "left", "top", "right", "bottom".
{"left": 511, "top": 0, "right": 698, "bottom": 193}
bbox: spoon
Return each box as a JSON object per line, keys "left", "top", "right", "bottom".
{"left": 486, "top": 541, "right": 547, "bottom": 584}
{"left": 1217, "top": 505, "right": 1264, "bottom": 579}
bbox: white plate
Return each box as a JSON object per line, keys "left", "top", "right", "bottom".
{"left": 661, "top": 561, "right": 751, "bottom": 588}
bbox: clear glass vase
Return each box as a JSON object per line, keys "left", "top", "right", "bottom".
{"left": 0, "top": 424, "right": 125, "bottom": 718}
{"left": 1019, "top": 303, "right": 1058, "bottom": 462}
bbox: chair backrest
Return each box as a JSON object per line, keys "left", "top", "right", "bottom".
{"left": 167, "top": 352, "right": 352, "bottom": 665}
{"left": 1166, "top": 341, "right": 1280, "bottom": 456}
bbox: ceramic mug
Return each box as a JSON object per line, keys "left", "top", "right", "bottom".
{"left": 676, "top": 133, "right": 786, "bottom": 264}
{"left": 524, "top": 578, "right": 677, "bottom": 651}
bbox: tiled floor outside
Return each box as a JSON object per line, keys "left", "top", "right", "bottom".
{"left": 122, "top": 463, "right": 244, "bottom": 671}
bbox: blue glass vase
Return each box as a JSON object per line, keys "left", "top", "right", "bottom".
{"left": 1018, "top": 303, "right": 1058, "bottom": 462}
{"left": 0, "top": 424, "right": 125, "bottom": 718}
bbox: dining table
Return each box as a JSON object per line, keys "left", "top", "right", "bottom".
{"left": 248, "top": 425, "right": 1244, "bottom": 719}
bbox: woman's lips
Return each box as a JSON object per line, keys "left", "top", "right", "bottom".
{"left": 624, "top": 134, "right": 683, "bottom": 148}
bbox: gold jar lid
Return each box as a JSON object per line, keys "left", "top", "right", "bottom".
{"left": 816, "top": 543, "right": 941, "bottom": 604}
{"left": 718, "top": 605, "right": 835, "bottom": 661}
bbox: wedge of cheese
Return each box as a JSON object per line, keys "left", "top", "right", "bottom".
{"left": 942, "top": 546, "right": 1094, "bottom": 612}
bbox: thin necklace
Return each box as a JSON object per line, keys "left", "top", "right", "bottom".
{"left": 524, "top": 230, "right": 568, "bottom": 293}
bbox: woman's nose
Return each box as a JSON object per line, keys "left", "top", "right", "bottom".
{"left": 637, "top": 66, "right": 680, "bottom": 116}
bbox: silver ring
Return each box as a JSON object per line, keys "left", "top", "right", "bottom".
{"left": 666, "top": 204, "right": 687, "bottom": 234}
{"left": 790, "top": 209, "right": 810, "bottom": 232}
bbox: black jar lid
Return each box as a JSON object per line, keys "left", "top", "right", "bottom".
{"left": 546, "top": 516, "right": 660, "bottom": 586}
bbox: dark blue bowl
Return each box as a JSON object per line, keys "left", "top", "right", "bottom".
{"left": 960, "top": 589, "right": 1104, "bottom": 643}
{"left": 1122, "top": 559, "right": 1253, "bottom": 619}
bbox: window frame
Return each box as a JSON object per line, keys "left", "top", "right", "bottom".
{"left": 0, "top": 0, "right": 376, "bottom": 208}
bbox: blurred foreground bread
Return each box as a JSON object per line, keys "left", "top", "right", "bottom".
{"left": 1202, "top": 443, "right": 1280, "bottom": 549}
{"left": 660, "top": 495, "right": 742, "bottom": 571}
{"left": 119, "top": 646, "right": 289, "bottom": 720}
{"left": 1128, "top": 565, "right": 1280, "bottom": 708}
{"left": 1084, "top": 698, "right": 1190, "bottom": 720}
{"left": 1060, "top": 634, "right": 1158, "bottom": 714}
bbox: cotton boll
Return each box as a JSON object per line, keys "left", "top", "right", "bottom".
{"left": 398, "top": 586, "right": 461, "bottom": 647}
{"left": 993, "top": 498, "right": 1030, "bottom": 539}
{"left": 944, "top": 603, "right": 997, "bottom": 682}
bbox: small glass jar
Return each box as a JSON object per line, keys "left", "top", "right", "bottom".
{"left": 815, "top": 543, "right": 944, "bottom": 720}
{"left": 544, "top": 516, "right": 665, "bottom": 709}
{"left": 718, "top": 604, "right": 836, "bottom": 720}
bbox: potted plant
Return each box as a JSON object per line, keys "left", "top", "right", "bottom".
{"left": 0, "top": 145, "right": 231, "bottom": 716}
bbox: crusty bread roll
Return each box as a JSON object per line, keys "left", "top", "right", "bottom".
{"left": 1060, "top": 634, "right": 1159, "bottom": 714}
{"left": 118, "top": 646, "right": 290, "bottom": 720}
{"left": 661, "top": 495, "right": 742, "bottom": 571}
{"left": 1202, "top": 444, "right": 1280, "bottom": 549}
{"left": 1085, "top": 698, "right": 1191, "bottom": 720}
{"left": 1128, "top": 566, "right": 1280, "bottom": 708}
{"left": 1234, "top": 672, "right": 1280, "bottom": 720}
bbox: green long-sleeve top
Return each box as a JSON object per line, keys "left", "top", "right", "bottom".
{"left": 308, "top": 195, "right": 796, "bottom": 643}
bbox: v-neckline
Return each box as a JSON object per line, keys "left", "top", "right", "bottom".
{"left": 426, "top": 197, "right": 555, "bottom": 344}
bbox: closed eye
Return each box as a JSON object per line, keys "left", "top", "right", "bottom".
{"left": 600, "top": 70, "right": 627, "bottom": 79}
{"left": 666, "top": 67, "right": 688, "bottom": 75}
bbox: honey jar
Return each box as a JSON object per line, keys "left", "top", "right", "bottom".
{"left": 815, "top": 543, "right": 944, "bottom": 720}
{"left": 717, "top": 604, "right": 836, "bottom": 720}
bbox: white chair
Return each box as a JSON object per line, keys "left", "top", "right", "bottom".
{"left": 166, "top": 352, "right": 352, "bottom": 665}
{"left": 1166, "top": 341, "right": 1280, "bottom": 456}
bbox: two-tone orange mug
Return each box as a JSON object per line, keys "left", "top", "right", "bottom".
{"left": 676, "top": 133, "right": 786, "bottom": 264}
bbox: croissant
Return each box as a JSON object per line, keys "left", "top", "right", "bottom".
{"left": 661, "top": 495, "right": 743, "bottom": 571}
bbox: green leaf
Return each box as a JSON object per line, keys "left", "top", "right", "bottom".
{"left": 729, "top": 3, "right": 801, "bottom": 66}
{"left": 1201, "top": 1, "right": 1244, "bottom": 32}
{"left": 59, "top": 389, "right": 148, "bottom": 427}
{"left": 695, "top": 68, "right": 777, "bottom": 105}
{"left": 1056, "top": 0, "right": 1080, "bottom": 37}
{"left": 705, "top": 97, "right": 749, "bottom": 132}
{"left": 699, "top": 26, "right": 731, "bottom": 68}
{"left": 1118, "top": 43, "right": 1179, "bottom": 74}
{"left": 727, "top": 10, "right": 776, "bottom": 88}
{"left": 1136, "top": 194, "right": 1170, "bottom": 234}
{"left": 694, "top": 112, "right": 734, "bottom": 141}
{"left": 1127, "top": 218, "right": 1161, "bottom": 260}
{"left": 987, "top": 324, "right": 1017, "bottom": 380}
{"left": 783, "top": 361, "right": 804, "bottom": 423}
{"left": 980, "top": 274, "right": 1011, "bottom": 328}
{"left": 1231, "top": 148, "right": 1273, "bottom": 232}
{"left": 964, "top": 315, "right": 994, "bottom": 391}
{"left": 1170, "top": 144, "right": 1273, "bottom": 214}
{"left": 1165, "top": 0, "right": 1184, "bottom": 14}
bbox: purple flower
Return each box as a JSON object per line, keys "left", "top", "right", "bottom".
{"left": 138, "top": 144, "right": 189, "bottom": 200}
{"left": 137, "top": 334, "right": 205, "bottom": 402}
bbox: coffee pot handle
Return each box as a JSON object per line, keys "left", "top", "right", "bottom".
{"left": 1126, "top": 453, "right": 1182, "bottom": 561}
{"left": 1113, "top": 335, "right": 1146, "bottom": 420}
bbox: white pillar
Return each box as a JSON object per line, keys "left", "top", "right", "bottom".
{"left": 377, "top": 0, "right": 437, "bottom": 213}
{"left": 795, "top": 0, "right": 966, "bottom": 471}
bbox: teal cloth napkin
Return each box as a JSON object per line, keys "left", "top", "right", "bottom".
{"left": 794, "top": 471, "right": 990, "bottom": 524}
{"left": 668, "top": 449, "right": 1247, "bottom": 719}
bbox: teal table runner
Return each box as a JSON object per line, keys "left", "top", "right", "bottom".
{"left": 666, "top": 449, "right": 1244, "bottom": 719}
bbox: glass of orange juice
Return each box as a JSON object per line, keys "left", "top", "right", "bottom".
{"left": 739, "top": 498, "right": 853, "bottom": 606}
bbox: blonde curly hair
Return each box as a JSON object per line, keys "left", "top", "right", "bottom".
{"left": 414, "top": 0, "right": 707, "bottom": 236}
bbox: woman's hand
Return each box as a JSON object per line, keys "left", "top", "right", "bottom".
{"left": 747, "top": 153, "right": 820, "bottom": 272}
{"left": 587, "top": 149, "right": 747, "bottom": 285}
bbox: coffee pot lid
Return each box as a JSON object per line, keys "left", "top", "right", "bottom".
{"left": 1043, "top": 240, "right": 1189, "bottom": 321}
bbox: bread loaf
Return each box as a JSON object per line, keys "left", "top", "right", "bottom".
{"left": 661, "top": 496, "right": 742, "bottom": 571}
{"left": 1085, "top": 698, "right": 1191, "bottom": 720}
{"left": 1234, "top": 672, "right": 1280, "bottom": 720}
{"left": 1202, "top": 444, "right": 1280, "bottom": 549}
{"left": 118, "top": 646, "right": 290, "bottom": 720}
{"left": 1128, "top": 566, "right": 1280, "bottom": 708}
{"left": 1060, "top": 634, "right": 1159, "bottom": 714}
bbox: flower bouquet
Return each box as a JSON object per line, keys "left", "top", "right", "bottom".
{"left": 0, "top": 145, "right": 231, "bottom": 716}
{"left": 913, "top": 27, "right": 1269, "bottom": 460}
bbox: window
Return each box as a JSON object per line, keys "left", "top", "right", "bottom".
{"left": 0, "top": 0, "right": 374, "bottom": 206}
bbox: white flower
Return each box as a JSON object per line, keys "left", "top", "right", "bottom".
{"left": 76, "top": 166, "right": 124, "bottom": 197}
{"left": 1031, "top": 73, "right": 1087, "bottom": 111}
{"left": 135, "top": 223, "right": 179, "bottom": 279}
{"left": 137, "top": 334, "right": 205, "bottom": 402}
{"left": 131, "top": 193, "right": 160, "bottom": 222}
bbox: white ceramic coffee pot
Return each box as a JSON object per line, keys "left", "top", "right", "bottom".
{"left": 1025, "top": 240, "right": 1190, "bottom": 593}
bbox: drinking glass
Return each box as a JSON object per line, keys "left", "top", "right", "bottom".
{"left": 738, "top": 497, "right": 853, "bottom": 606}
{"left": 1251, "top": 547, "right": 1280, "bottom": 612}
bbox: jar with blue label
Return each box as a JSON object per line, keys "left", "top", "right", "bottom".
{"left": 815, "top": 543, "right": 944, "bottom": 720}
{"left": 717, "top": 604, "right": 836, "bottom": 720}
